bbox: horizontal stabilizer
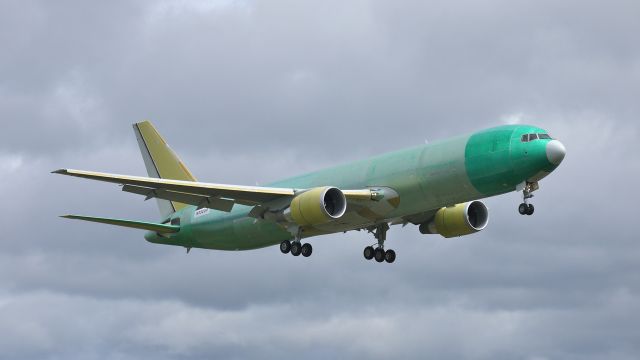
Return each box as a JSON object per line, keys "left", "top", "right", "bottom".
{"left": 61, "top": 215, "right": 180, "bottom": 233}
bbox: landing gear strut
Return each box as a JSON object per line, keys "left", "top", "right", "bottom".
{"left": 518, "top": 181, "right": 538, "bottom": 216}
{"left": 364, "top": 223, "right": 395, "bottom": 264}
{"left": 280, "top": 228, "right": 312, "bottom": 258}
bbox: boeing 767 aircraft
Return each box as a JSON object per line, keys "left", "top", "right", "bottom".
{"left": 55, "top": 121, "right": 565, "bottom": 264}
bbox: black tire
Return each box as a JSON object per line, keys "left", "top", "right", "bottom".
{"left": 301, "top": 243, "right": 313, "bottom": 257}
{"left": 518, "top": 203, "right": 528, "bottom": 215}
{"left": 291, "top": 242, "right": 302, "bottom": 256}
{"left": 527, "top": 204, "right": 535, "bottom": 215}
{"left": 374, "top": 247, "right": 385, "bottom": 263}
{"left": 384, "top": 249, "right": 396, "bottom": 263}
{"left": 363, "top": 246, "right": 375, "bottom": 260}
{"left": 280, "top": 240, "right": 291, "bottom": 254}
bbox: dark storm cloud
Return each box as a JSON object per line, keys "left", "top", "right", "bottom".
{"left": 1, "top": 0, "right": 639, "bottom": 359}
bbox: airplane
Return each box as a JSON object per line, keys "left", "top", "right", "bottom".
{"left": 55, "top": 121, "right": 566, "bottom": 264}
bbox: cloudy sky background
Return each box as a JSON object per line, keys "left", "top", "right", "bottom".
{"left": 1, "top": 0, "right": 639, "bottom": 359}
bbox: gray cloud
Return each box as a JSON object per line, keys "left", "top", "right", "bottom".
{"left": 1, "top": 0, "right": 639, "bottom": 359}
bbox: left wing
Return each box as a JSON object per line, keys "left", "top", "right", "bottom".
{"left": 53, "top": 169, "right": 378, "bottom": 212}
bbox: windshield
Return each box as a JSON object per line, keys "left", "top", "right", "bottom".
{"left": 521, "top": 133, "right": 552, "bottom": 142}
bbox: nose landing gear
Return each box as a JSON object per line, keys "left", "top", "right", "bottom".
{"left": 364, "top": 223, "right": 396, "bottom": 264}
{"left": 518, "top": 202, "right": 534, "bottom": 215}
{"left": 518, "top": 181, "right": 538, "bottom": 216}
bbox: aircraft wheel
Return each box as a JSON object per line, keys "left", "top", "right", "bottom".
{"left": 291, "top": 242, "right": 302, "bottom": 256}
{"left": 518, "top": 203, "right": 528, "bottom": 215}
{"left": 384, "top": 249, "right": 396, "bottom": 263}
{"left": 280, "top": 240, "right": 291, "bottom": 254}
{"left": 301, "top": 243, "right": 313, "bottom": 257}
{"left": 363, "top": 246, "right": 375, "bottom": 260}
{"left": 526, "top": 204, "right": 535, "bottom": 215}
{"left": 374, "top": 247, "right": 385, "bottom": 263}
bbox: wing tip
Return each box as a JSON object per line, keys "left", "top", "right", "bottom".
{"left": 52, "top": 169, "right": 68, "bottom": 175}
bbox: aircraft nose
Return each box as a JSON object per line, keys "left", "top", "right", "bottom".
{"left": 546, "top": 139, "right": 566, "bottom": 165}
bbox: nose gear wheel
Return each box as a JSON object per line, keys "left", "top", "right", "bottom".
{"left": 518, "top": 203, "right": 534, "bottom": 215}
{"left": 518, "top": 181, "right": 538, "bottom": 216}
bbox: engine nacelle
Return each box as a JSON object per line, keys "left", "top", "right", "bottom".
{"left": 284, "top": 187, "right": 347, "bottom": 226}
{"left": 419, "top": 201, "right": 489, "bottom": 238}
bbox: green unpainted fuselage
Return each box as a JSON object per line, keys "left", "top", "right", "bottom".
{"left": 145, "top": 125, "right": 562, "bottom": 250}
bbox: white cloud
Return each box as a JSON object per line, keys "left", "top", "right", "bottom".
{"left": 2, "top": 289, "right": 637, "bottom": 359}
{"left": 1, "top": 0, "right": 640, "bottom": 359}
{"left": 145, "top": 0, "right": 252, "bottom": 24}
{"left": 500, "top": 112, "right": 527, "bottom": 124}
{"left": 40, "top": 72, "right": 108, "bottom": 132}
{"left": 0, "top": 153, "right": 23, "bottom": 175}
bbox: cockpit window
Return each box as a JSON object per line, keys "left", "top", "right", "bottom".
{"left": 521, "top": 133, "right": 552, "bottom": 142}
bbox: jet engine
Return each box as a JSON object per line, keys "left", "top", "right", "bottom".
{"left": 284, "top": 187, "right": 347, "bottom": 226}
{"left": 419, "top": 201, "right": 489, "bottom": 238}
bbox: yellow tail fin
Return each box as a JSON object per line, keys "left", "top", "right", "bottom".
{"left": 133, "top": 121, "right": 196, "bottom": 218}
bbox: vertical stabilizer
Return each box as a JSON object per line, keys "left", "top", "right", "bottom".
{"left": 133, "top": 121, "right": 197, "bottom": 219}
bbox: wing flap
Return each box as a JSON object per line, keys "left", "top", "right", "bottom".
{"left": 121, "top": 184, "right": 236, "bottom": 212}
{"left": 61, "top": 215, "right": 180, "bottom": 233}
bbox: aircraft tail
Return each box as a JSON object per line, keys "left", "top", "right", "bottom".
{"left": 133, "top": 121, "right": 197, "bottom": 219}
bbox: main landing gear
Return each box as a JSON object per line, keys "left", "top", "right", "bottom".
{"left": 280, "top": 229, "right": 312, "bottom": 258}
{"left": 280, "top": 239, "right": 312, "bottom": 257}
{"left": 518, "top": 182, "right": 538, "bottom": 216}
{"left": 364, "top": 223, "right": 396, "bottom": 264}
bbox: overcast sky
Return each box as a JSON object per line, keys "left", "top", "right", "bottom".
{"left": 1, "top": 0, "right": 639, "bottom": 359}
